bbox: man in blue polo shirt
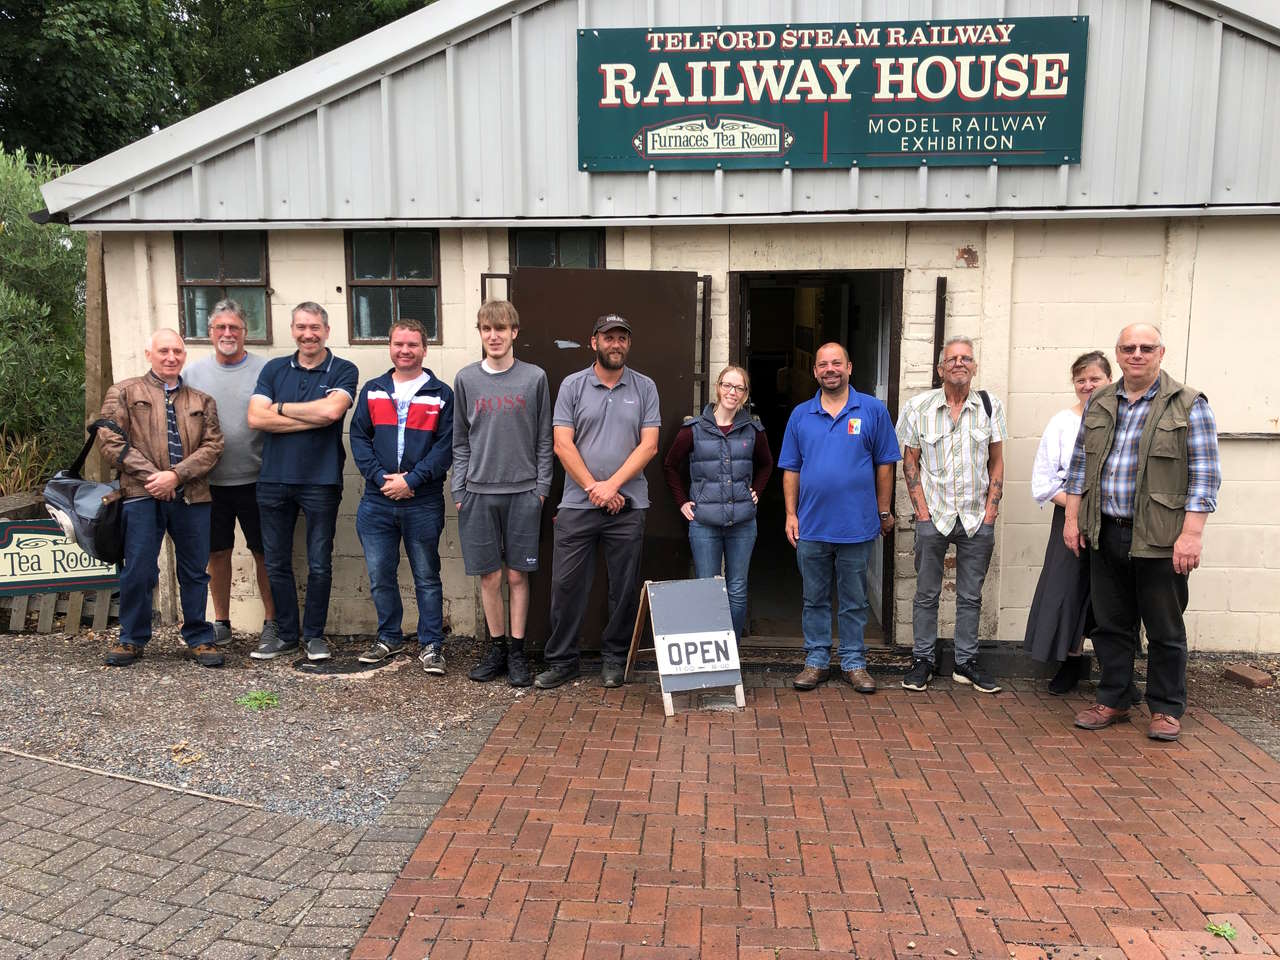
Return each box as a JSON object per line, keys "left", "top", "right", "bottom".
{"left": 246, "top": 302, "right": 359, "bottom": 662}
{"left": 778, "top": 342, "right": 900, "bottom": 693}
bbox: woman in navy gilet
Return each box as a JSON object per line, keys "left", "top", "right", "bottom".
{"left": 662, "top": 365, "right": 773, "bottom": 641}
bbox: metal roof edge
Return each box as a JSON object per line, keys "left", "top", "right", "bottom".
{"left": 63, "top": 203, "right": 1280, "bottom": 231}
{"left": 1167, "top": 0, "right": 1280, "bottom": 46}
{"left": 39, "top": 0, "right": 545, "bottom": 217}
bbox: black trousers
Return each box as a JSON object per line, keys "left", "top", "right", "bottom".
{"left": 543, "top": 507, "right": 647, "bottom": 668}
{"left": 1090, "top": 517, "right": 1190, "bottom": 717}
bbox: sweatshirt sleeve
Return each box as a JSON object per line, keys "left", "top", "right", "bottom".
{"left": 348, "top": 384, "right": 385, "bottom": 487}
{"left": 751, "top": 429, "right": 774, "bottom": 494}
{"left": 450, "top": 374, "right": 470, "bottom": 499}
{"left": 535, "top": 371, "right": 554, "bottom": 498}
{"left": 662, "top": 425, "right": 694, "bottom": 506}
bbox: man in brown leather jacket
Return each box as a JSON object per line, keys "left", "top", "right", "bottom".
{"left": 96, "top": 329, "right": 225, "bottom": 667}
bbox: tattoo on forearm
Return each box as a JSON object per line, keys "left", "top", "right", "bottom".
{"left": 989, "top": 478, "right": 1004, "bottom": 505}
{"left": 903, "top": 460, "right": 921, "bottom": 490}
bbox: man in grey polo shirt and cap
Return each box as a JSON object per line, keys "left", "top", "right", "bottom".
{"left": 535, "top": 314, "right": 661, "bottom": 689}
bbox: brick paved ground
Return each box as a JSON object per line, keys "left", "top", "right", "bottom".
{"left": 0, "top": 712, "right": 500, "bottom": 958}
{"left": 355, "top": 682, "right": 1280, "bottom": 960}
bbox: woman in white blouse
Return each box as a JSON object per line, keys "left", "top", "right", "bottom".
{"left": 1023, "top": 350, "right": 1112, "bottom": 694}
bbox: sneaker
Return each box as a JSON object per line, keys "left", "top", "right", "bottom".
{"left": 901, "top": 658, "right": 934, "bottom": 691}
{"left": 258, "top": 620, "right": 281, "bottom": 648}
{"left": 952, "top": 660, "right": 1002, "bottom": 693}
{"left": 419, "top": 647, "right": 446, "bottom": 675}
{"left": 358, "top": 639, "right": 405, "bottom": 664}
{"left": 250, "top": 633, "right": 298, "bottom": 660}
{"left": 303, "top": 636, "right": 332, "bottom": 662}
{"left": 191, "top": 643, "right": 224, "bottom": 668}
{"left": 212, "top": 621, "right": 232, "bottom": 647}
{"left": 104, "top": 642, "right": 142, "bottom": 667}
{"left": 601, "top": 663, "right": 625, "bottom": 688}
{"left": 468, "top": 642, "right": 508, "bottom": 682}
{"left": 534, "top": 662, "right": 580, "bottom": 689}
{"left": 507, "top": 644, "right": 532, "bottom": 688}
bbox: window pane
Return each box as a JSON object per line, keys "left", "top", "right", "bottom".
{"left": 514, "top": 230, "right": 556, "bottom": 267}
{"left": 238, "top": 288, "right": 269, "bottom": 340}
{"left": 222, "top": 232, "right": 263, "bottom": 280}
{"left": 397, "top": 286, "right": 438, "bottom": 341}
{"left": 352, "top": 231, "right": 393, "bottom": 279}
{"left": 559, "top": 230, "right": 599, "bottom": 268}
{"left": 182, "top": 234, "right": 220, "bottom": 280}
{"left": 394, "top": 231, "right": 434, "bottom": 280}
{"left": 182, "top": 286, "right": 225, "bottom": 338}
{"left": 353, "top": 287, "right": 393, "bottom": 339}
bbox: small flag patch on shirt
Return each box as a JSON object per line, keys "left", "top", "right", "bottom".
{"left": 848, "top": 418, "right": 862, "bottom": 435}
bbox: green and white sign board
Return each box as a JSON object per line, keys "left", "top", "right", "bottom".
{"left": 578, "top": 16, "right": 1088, "bottom": 170}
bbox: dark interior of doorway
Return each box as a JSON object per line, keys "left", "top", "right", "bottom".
{"left": 739, "top": 270, "right": 893, "bottom": 649}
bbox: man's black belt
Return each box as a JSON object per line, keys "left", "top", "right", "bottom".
{"left": 1102, "top": 514, "right": 1133, "bottom": 527}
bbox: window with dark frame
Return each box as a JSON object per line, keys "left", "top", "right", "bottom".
{"left": 510, "top": 228, "right": 605, "bottom": 269}
{"left": 346, "top": 230, "right": 441, "bottom": 343}
{"left": 176, "top": 232, "right": 271, "bottom": 342}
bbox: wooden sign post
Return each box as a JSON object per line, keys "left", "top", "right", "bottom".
{"left": 625, "top": 577, "right": 745, "bottom": 717}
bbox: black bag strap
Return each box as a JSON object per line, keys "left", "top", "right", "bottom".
{"left": 69, "top": 419, "right": 129, "bottom": 479}
{"left": 978, "top": 389, "right": 992, "bottom": 420}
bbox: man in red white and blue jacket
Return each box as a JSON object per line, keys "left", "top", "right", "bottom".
{"left": 349, "top": 319, "right": 454, "bottom": 674}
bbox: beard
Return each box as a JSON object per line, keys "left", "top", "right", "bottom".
{"left": 596, "top": 347, "right": 626, "bottom": 370}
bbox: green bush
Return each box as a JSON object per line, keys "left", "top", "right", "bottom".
{"left": 0, "top": 146, "right": 86, "bottom": 487}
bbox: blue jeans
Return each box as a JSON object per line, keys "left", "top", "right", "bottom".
{"left": 257, "top": 482, "right": 341, "bottom": 644}
{"left": 119, "top": 498, "right": 213, "bottom": 649}
{"left": 356, "top": 494, "right": 445, "bottom": 650}
{"left": 796, "top": 539, "right": 873, "bottom": 671}
{"left": 688, "top": 518, "right": 756, "bottom": 641}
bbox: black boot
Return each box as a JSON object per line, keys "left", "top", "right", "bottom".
{"left": 469, "top": 637, "right": 508, "bottom": 682}
{"left": 507, "top": 638, "right": 532, "bottom": 688}
{"left": 1048, "top": 655, "right": 1084, "bottom": 695}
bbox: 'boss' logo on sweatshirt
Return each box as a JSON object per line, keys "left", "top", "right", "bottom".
{"left": 474, "top": 395, "right": 528, "bottom": 415}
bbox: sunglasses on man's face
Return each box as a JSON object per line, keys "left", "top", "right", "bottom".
{"left": 1117, "top": 343, "right": 1160, "bottom": 355}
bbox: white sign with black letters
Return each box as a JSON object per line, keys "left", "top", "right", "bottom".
{"left": 654, "top": 629, "right": 740, "bottom": 675}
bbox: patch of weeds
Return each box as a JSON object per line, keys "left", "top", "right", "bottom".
{"left": 1206, "top": 921, "right": 1237, "bottom": 940}
{"left": 235, "top": 690, "right": 280, "bottom": 711}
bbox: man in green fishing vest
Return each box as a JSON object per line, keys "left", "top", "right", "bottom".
{"left": 1062, "top": 323, "right": 1221, "bottom": 742}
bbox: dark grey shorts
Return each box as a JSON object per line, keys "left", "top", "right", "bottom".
{"left": 457, "top": 490, "right": 543, "bottom": 575}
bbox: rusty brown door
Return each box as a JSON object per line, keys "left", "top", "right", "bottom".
{"left": 511, "top": 266, "right": 699, "bottom": 654}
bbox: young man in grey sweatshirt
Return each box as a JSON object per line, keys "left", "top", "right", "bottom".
{"left": 452, "top": 300, "right": 553, "bottom": 686}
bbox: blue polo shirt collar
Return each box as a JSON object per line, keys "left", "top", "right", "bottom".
{"left": 290, "top": 348, "right": 335, "bottom": 372}
{"left": 805, "top": 389, "right": 861, "bottom": 421}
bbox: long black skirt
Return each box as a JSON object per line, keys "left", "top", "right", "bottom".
{"left": 1023, "top": 504, "right": 1094, "bottom": 664}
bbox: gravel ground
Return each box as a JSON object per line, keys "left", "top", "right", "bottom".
{"left": 0, "top": 625, "right": 528, "bottom": 825}
{"left": 1186, "top": 652, "right": 1280, "bottom": 725}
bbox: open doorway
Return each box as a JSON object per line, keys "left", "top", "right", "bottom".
{"left": 731, "top": 270, "right": 902, "bottom": 648}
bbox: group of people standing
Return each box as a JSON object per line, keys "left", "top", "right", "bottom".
{"left": 95, "top": 301, "right": 1218, "bottom": 741}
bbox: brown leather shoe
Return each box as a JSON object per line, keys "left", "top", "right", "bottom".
{"left": 842, "top": 668, "right": 877, "bottom": 694}
{"left": 191, "top": 643, "right": 225, "bottom": 668}
{"left": 1074, "top": 702, "right": 1130, "bottom": 730}
{"left": 1148, "top": 713, "right": 1181, "bottom": 741}
{"left": 792, "top": 666, "right": 830, "bottom": 690}
{"left": 104, "top": 642, "right": 142, "bottom": 667}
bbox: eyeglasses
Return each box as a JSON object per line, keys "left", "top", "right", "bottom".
{"left": 1117, "top": 343, "right": 1161, "bottom": 355}
{"left": 719, "top": 382, "right": 747, "bottom": 394}
{"left": 942, "top": 356, "right": 974, "bottom": 366}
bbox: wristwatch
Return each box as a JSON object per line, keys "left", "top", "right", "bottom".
{"left": 879, "top": 511, "right": 891, "bottom": 521}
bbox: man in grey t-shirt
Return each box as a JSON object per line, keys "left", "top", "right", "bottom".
{"left": 453, "top": 300, "right": 553, "bottom": 688}
{"left": 183, "top": 299, "right": 277, "bottom": 648}
{"left": 536, "top": 314, "right": 661, "bottom": 690}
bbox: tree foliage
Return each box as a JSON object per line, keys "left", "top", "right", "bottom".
{"left": 0, "top": 146, "right": 86, "bottom": 482}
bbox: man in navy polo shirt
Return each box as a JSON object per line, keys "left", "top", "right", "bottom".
{"left": 778, "top": 342, "right": 900, "bottom": 693}
{"left": 246, "top": 302, "right": 359, "bottom": 662}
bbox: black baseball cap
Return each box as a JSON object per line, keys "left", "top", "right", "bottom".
{"left": 592, "top": 314, "right": 632, "bottom": 336}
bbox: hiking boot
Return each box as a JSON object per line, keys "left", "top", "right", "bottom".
{"left": 303, "top": 636, "right": 331, "bottom": 662}
{"left": 250, "top": 633, "right": 298, "bottom": 660}
{"left": 468, "top": 641, "right": 508, "bottom": 682}
{"left": 1148, "top": 713, "right": 1181, "bottom": 741}
{"left": 507, "top": 643, "right": 532, "bottom": 688}
{"left": 901, "top": 658, "right": 934, "bottom": 691}
{"left": 358, "top": 639, "right": 405, "bottom": 664}
{"left": 1074, "top": 702, "right": 1130, "bottom": 730}
{"left": 191, "top": 643, "right": 224, "bottom": 668}
{"left": 534, "top": 662, "right": 580, "bottom": 689}
{"left": 212, "top": 621, "right": 232, "bottom": 647}
{"left": 601, "top": 663, "right": 625, "bottom": 688}
{"left": 842, "top": 668, "right": 877, "bottom": 694}
{"left": 104, "top": 642, "right": 142, "bottom": 667}
{"left": 952, "top": 660, "right": 1002, "bottom": 694}
{"left": 1048, "top": 655, "right": 1086, "bottom": 695}
{"left": 792, "top": 665, "right": 830, "bottom": 691}
{"left": 418, "top": 647, "right": 446, "bottom": 675}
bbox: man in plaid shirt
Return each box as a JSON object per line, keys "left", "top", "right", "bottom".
{"left": 1064, "top": 322, "right": 1220, "bottom": 742}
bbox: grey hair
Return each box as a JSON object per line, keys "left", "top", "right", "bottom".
{"left": 1116, "top": 323, "right": 1164, "bottom": 347}
{"left": 937, "top": 335, "right": 975, "bottom": 366}
{"left": 292, "top": 301, "right": 329, "bottom": 327}
{"left": 209, "top": 298, "right": 245, "bottom": 327}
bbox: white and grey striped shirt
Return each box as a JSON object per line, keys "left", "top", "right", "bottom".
{"left": 897, "top": 387, "right": 1008, "bottom": 537}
